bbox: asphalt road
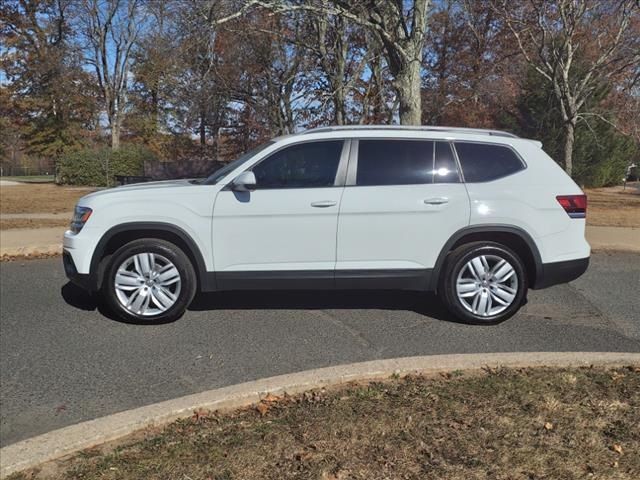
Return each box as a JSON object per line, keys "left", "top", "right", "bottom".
{"left": 1, "top": 252, "right": 639, "bottom": 447}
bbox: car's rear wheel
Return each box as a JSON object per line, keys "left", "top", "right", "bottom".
{"left": 440, "top": 242, "right": 527, "bottom": 324}
{"left": 102, "top": 239, "right": 196, "bottom": 323}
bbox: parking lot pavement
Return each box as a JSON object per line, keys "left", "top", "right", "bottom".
{"left": 1, "top": 252, "right": 639, "bottom": 447}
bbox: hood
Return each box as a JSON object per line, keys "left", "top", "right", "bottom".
{"left": 82, "top": 179, "right": 195, "bottom": 199}
{"left": 115, "top": 179, "right": 197, "bottom": 190}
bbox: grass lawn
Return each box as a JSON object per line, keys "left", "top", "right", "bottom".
{"left": 11, "top": 367, "right": 639, "bottom": 480}
{"left": 0, "top": 175, "right": 55, "bottom": 183}
{"left": 585, "top": 184, "right": 640, "bottom": 228}
{"left": 0, "top": 184, "right": 93, "bottom": 216}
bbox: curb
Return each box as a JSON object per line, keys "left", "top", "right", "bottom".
{"left": 0, "top": 244, "right": 61, "bottom": 260}
{"left": 2, "top": 351, "right": 639, "bottom": 478}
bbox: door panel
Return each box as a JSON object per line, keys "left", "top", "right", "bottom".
{"left": 336, "top": 183, "right": 470, "bottom": 270}
{"left": 336, "top": 139, "right": 470, "bottom": 276}
{"left": 213, "top": 187, "right": 343, "bottom": 272}
{"left": 212, "top": 140, "right": 347, "bottom": 280}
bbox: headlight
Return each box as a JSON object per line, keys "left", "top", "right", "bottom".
{"left": 70, "top": 206, "right": 92, "bottom": 234}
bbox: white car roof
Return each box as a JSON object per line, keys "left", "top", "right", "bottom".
{"left": 274, "top": 125, "right": 541, "bottom": 149}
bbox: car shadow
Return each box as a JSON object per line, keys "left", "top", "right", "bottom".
{"left": 189, "top": 289, "right": 465, "bottom": 324}
{"left": 61, "top": 282, "right": 480, "bottom": 325}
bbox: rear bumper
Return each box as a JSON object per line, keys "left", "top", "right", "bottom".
{"left": 532, "top": 256, "right": 589, "bottom": 289}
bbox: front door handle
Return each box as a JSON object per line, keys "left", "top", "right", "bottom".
{"left": 311, "top": 200, "right": 337, "bottom": 208}
{"left": 423, "top": 197, "right": 449, "bottom": 205}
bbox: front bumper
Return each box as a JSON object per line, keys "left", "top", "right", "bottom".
{"left": 532, "top": 256, "right": 590, "bottom": 289}
{"left": 63, "top": 251, "right": 94, "bottom": 291}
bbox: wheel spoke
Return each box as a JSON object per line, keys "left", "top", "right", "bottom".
{"left": 476, "top": 291, "right": 490, "bottom": 316}
{"left": 137, "top": 253, "right": 153, "bottom": 275}
{"left": 490, "top": 291, "right": 510, "bottom": 306}
{"left": 157, "top": 266, "right": 180, "bottom": 286}
{"left": 493, "top": 285, "right": 515, "bottom": 303}
{"left": 470, "top": 257, "right": 486, "bottom": 279}
{"left": 152, "top": 286, "right": 176, "bottom": 310}
{"left": 480, "top": 255, "right": 490, "bottom": 272}
{"left": 493, "top": 263, "right": 515, "bottom": 283}
{"left": 126, "top": 289, "right": 145, "bottom": 312}
{"left": 457, "top": 279, "right": 477, "bottom": 292}
{"left": 489, "top": 259, "right": 506, "bottom": 275}
{"left": 115, "top": 270, "right": 142, "bottom": 290}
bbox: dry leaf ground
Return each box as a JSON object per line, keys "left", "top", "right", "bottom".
{"left": 0, "top": 185, "right": 93, "bottom": 216}
{"left": 585, "top": 185, "right": 640, "bottom": 228}
{"left": 10, "top": 367, "right": 640, "bottom": 480}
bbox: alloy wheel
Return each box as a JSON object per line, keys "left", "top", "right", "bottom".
{"left": 455, "top": 254, "right": 518, "bottom": 317}
{"left": 114, "top": 253, "right": 182, "bottom": 316}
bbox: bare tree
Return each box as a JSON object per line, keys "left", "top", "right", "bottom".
{"left": 81, "top": 0, "right": 142, "bottom": 149}
{"left": 210, "top": 0, "right": 430, "bottom": 125}
{"left": 493, "top": 0, "right": 640, "bottom": 175}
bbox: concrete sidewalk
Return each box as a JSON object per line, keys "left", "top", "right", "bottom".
{"left": 0, "top": 227, "right": 64, "bottom": 257}
{"left": 1, "top": 225, "right": 638, "bottom": 258}
{"left": 586, "top": 225, "right": 640, "bottom": 252}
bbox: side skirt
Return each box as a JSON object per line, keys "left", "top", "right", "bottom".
{"left": 211, "top": 269, "right": 433, "bottom": 292}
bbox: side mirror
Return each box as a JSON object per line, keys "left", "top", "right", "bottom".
{"left": 231, "top": 171, "right": 257, "bottom": 192}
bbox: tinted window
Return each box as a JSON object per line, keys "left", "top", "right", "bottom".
{"left": 455, "top": 142, "right": 524, "bottom": 182}
{"left": 205, "top": 141, "right": 273, "bottom": 184}
{"left": 357, "top": 140, "right": 433, "bottom": 186}
{"left": 433, "top": 141, "right": 460, "bottom": 183}
{"left": 252, "top": 141, "right": 342, "bottom": 189}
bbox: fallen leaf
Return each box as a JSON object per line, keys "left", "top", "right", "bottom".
{"left": 192, "top": 408, "right": 209, "bottom": 421}
{"left": 262, "top": 393, "right": 280, "bottom": 403}
{"left": 544, "top": 422, "right": 554, "bottom": 431}
{"left": 612, "top": 444, "right": 623, "bottom": 454}
{"left": 256, "top": 403, "right": 269, "bottom": 416}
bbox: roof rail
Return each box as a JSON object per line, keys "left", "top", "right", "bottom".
{"left": 303, "top": 125, "right": 519, "bottom": 139}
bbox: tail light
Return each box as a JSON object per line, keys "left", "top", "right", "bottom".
{"left": 556, "top": 194, "right": 587, "bottom": 219}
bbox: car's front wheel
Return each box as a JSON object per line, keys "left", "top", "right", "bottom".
{"left": 102, "top": 239, "right": 197, "bottom": 323}
{"left": 440, "top": 242, "right": 528, "bottom": 324}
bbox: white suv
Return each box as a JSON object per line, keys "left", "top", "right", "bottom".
{"left": 63, "top": 126, "right": 590, "bottom": 324}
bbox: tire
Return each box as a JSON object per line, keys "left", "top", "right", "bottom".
{"left": 439, "top": 241, "right": 528, "bottom": 324}
{"left": 101, "top": 238, "right": 197, "bottom": 323}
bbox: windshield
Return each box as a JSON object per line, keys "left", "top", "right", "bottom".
{"left": 203, "top": 141, "right": 274, "bottom": 185}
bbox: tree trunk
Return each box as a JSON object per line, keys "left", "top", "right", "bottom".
{"left": 111, "top": 120, "right": 120, "bottom": 150}
{"left": 395, "top": 58, "right": 422, "bottom": 125}
{"left": 563, "top": 120, "right": 575, "bottom": 176}
{"left": 199, "top": 112, "right": 206, "bottom": 146}
{"left": 334, "top": 88, "right": 345, "bottom": 125}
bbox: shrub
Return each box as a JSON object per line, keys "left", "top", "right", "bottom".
{"left": 57, "top": 145, "right": 155, "bottom": 186}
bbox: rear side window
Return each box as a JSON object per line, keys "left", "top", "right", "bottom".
{"left": 454, "top": 142, "right": 524, "bottom": 182}
{"left": 356, "top": 140, "right": 461, "bottom": 186}
{"left": 251, "top": 140, "right": 342, "bottom": 189}
{"left": 357, "top": 140, "right": 431, "bottom": 186}
{"left": 433, "top": 141, "right": 460, "bottom": 183}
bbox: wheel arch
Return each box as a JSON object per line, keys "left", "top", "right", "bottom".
{"left": 431, "top": 225, "right": 543, "bottom": 291}
{"left": 89, "top": 222, "right": 214, "bottom": 292}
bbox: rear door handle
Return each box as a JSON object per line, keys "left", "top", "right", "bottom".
{"left": 423, "top": 197, "right": 449, "bottom": 205}
{"left": 311, "top": 200, "right": 337, "bottom": 208}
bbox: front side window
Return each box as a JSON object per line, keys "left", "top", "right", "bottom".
{"left": 454, "top": 142, "right": 525, "bottom": 182}
{"left": 251, "top": 140, "right": 343, "bottom": 189}
{"left": 204, "top": 141, "right": 273, "bottom": 184}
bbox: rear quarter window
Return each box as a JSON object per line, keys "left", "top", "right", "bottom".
{"left": 454, "top": 142, "right": 525, "bottom": 182}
